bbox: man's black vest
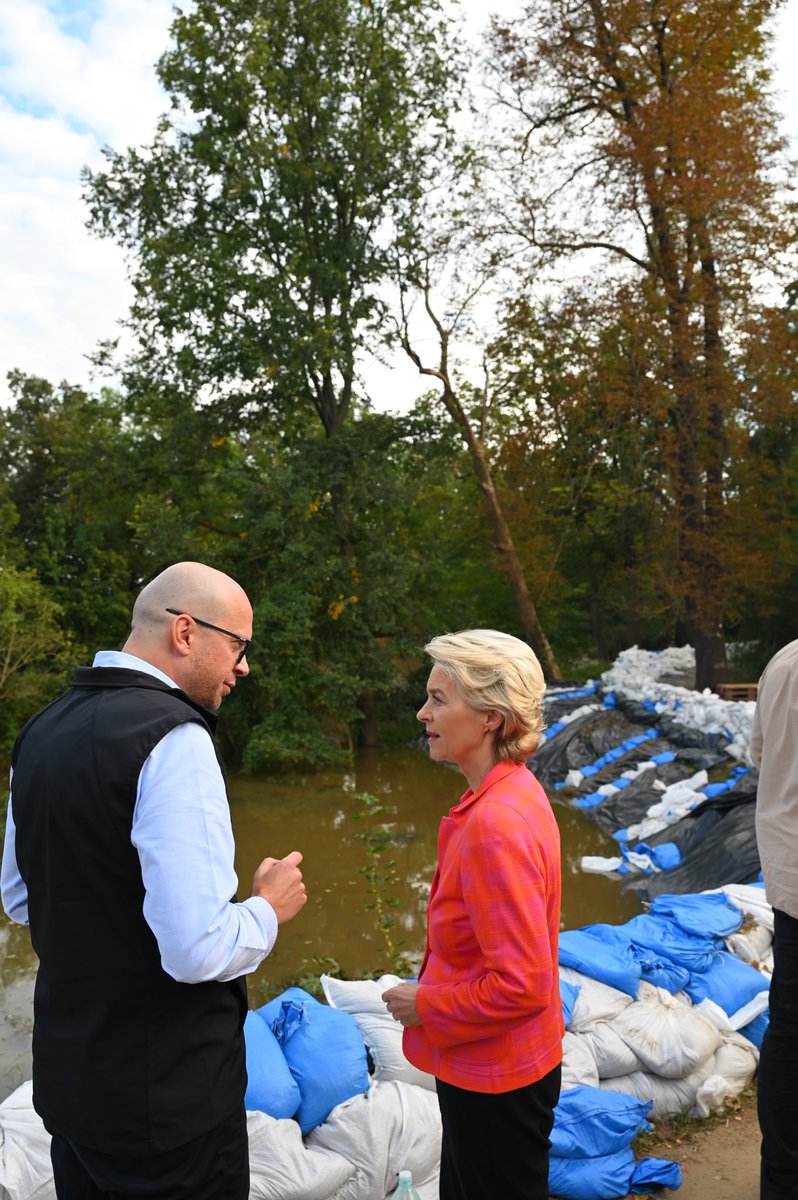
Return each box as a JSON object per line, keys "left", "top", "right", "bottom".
{"left": 11, "top": 667, "right": 248, "bottom": 1154}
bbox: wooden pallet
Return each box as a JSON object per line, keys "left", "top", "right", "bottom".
{"left": 717, "top": 683, "right": 758, "bottom": 702}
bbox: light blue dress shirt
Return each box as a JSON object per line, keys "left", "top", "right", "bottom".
{"left": 1, "top": 651, "right": 278, "bottom": 984}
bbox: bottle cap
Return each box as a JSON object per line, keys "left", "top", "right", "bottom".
{"left": 399, "top": 1171, "right": 412, "bottom": 1184}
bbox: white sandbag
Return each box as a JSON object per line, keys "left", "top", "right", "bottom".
{"left": 636, "top": 980, "right": 691, "bottom": 1006}
{"left": 725, "top": 922, "right": 773, "bottom": 965}
{"left": 561, "top": 1031, "right": 600, "bottom": 1091}
{"left": 581, "top": 855, "right": 624, "bottom": 874}
{"left": 715, "top": 1032, "right": 759, "bottom": 1081}
{"left": 692, "top": 1037, "right": 758, "bottom": 1119}
{"left": 707, "top": 885, "right": 774, "bottom": 932}
{"left": 307, "top": 1079, "right": 441, "bottom": 1200}
{"left": 609, "top": 987, "right": 722, "bottom": 1079}
{"left": 600, "top": 1055, "right": 717, "bottom": 1118}
{"left": 320, "top": 975, "right": 436, "bottom": 1093}
{"left": 691, "top": 1075, "right": 742, "bottom": 1120}
{"left": 697, "top": 985, "right": 770, "bottom": 1034}
{"left": 247, "top": 1110, "right": 355, "bottom": 1200}
{"left": 0, "top": 1081, "right": 55, "bottom": 1200}
{"left": 558, "top": 967, "right": 633, "bottom": 1031}
{"left": 579, "top": 1022, "right": 644, "bottom": 1079}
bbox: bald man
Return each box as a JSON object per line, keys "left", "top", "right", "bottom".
{"left": 1, "top": 562, "right": 306, "bottom": 1200}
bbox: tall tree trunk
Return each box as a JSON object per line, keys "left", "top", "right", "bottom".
{"left": 400, "top": 282, "right": 562, "bottom": 680}
{"left": 457, "top": 414, "right": 562, "bottom": 680}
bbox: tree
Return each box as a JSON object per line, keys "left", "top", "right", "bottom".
{"left": 0, "top": 372, "right": 144, "bottom": 648}
{"left": 489, "top": 0, "right": 797, "bottom": 687}
{"left": 489, "top": 290, "right": 673, "bottom": 660}
{"left": 126, "top": 404, "right": 508, "bottom": 768}
{"left": 0, "top": 512, "right": 81, "bottom": 767}
{"left": 83, "top": 0, "right": 461, "bottom": 557}
{"left": 396, "top": 257, "right": 564, "bottom": 679}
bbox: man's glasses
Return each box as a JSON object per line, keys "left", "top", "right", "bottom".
{"left": 165, "top": 608, "right": 251, "bottom": 664}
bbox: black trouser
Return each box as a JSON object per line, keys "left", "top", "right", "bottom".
{"left": 48, "top": 1106, "right": 249, "bottom": 1200}
{"left": 759, "top": 908, "right": 798, "bottom": 1200}
{"left": 436, "top": 1064, "right": 561, "bottom": 1200}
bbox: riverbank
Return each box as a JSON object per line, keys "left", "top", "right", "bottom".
{"left": 637, "top": 1086, "right": 759, "bottom": 1200}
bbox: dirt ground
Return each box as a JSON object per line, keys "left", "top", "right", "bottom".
{"left": 636, "top": 1087, "right": 760, "bottom": 1200}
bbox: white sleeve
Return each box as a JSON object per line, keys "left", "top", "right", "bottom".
{"left": 131, "top": 722, "right": 278, "bottom": 983}
{"left": 1, "top": 778, "right": 29, "bottom": 926}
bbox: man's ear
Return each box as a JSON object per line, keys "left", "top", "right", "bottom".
{"left": 168, "top": 614, "right": 194, "bottom": 658}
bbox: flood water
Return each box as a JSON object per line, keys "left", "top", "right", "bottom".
{"left": 0, "top": 747, "right": 642, "bottom": 1100}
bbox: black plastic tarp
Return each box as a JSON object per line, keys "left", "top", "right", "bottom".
{"left": 622, "top": 801, "right": 760, "bottom": 898}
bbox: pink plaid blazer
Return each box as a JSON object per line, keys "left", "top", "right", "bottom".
{"left": 403, "top": 760, "right": 563, "bottom": 1093}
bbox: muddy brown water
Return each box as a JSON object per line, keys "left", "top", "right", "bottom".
{"left": 0, "top": 747, "right": 641, "bottom": 1100}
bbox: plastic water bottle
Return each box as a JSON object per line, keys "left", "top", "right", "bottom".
{"left": 391, "top": 1169, "right": 422, "bottom": 1199}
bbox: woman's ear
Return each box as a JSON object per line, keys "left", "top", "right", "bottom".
{"left": 484, "top": 709, "right": 503, "bottom": 732}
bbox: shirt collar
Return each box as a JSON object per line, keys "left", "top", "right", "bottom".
{"left": 92, "top": 650, "right": 179, "bottom": 691}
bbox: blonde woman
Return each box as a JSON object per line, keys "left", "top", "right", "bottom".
{"left": 383, "top": 630, "right": 563, "bottom": 1200}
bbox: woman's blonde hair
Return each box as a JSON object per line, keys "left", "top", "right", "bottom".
{"left": 424, "top": 629, "right": 546, "bottom": 762}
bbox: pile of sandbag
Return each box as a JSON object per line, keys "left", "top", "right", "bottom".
{"left": 532, "top": 645, "right": 764, "bottom": 896}
{"left": 0, "top": 984, "right": 442, "bottom": 1200}
{"left": 319, "top": 975, "right": 680, "bottom": 1199}
{"left": 560, "top": 887, "right": 770, "bottom": 1122}
{"left": 548, "top": 1087, "right": 682, "bottom": 1200}
{"left": 601, "top": 646, "right": 755, "bottom": 762}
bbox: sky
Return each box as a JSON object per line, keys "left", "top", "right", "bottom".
{"left": 1, "top": 0, "right": 798, "bottom": 412}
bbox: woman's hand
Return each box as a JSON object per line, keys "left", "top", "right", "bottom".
{"left": 381, "top": 981, "right": 422, "bottom": 1027}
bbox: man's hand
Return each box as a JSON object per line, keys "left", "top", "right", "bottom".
{"left": 381, "top": 981, "right": 422, "bottom": 1027}
{"left": 252, "top": 850, "right": 307, "bottom": 924}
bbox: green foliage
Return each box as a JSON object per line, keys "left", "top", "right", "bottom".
{"left": 0, "top": 373, "right": 145, "bottom": 649}
{"left": 351, "top": 791, "right": 406, "bottom": 975}
{"left": 83, "top": 0, "right": 462, "bottom": 437}
{"left": 293, "top": 957, "right": 343, "bottom": 1000}
{"left": 0, "top": 560, "right": 82, "bottom": 767}
{"left": 2, "top": 0, "right": 797, "bottom": 756}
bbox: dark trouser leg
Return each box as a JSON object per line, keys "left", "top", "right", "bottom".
{"left": 48, "top": 1106, "right": 249, "bottom": 1200}
{"left": 437, "top": 1065, "right": 561, "bottom": 1200}
{"left": 760, "top": 908, "right": 798, "bottom": 1200}
{"left": 50, "top": 1135, "right": 107, "bottom": 1200}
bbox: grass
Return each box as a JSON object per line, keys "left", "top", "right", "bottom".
{"left": 634, "top": 1084, "right": 757, "bottom": 1154}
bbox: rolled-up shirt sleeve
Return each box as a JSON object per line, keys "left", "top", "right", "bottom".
{"left": 132, "top": 721, "right": 278, "bottom": 983}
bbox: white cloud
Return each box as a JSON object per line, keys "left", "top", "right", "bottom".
{"left": 0, "top": 0, "right": 172, "bottom": 145}
{"left": 0, "top": 1, "right": 173, "bottom": 402}
{"left": 769, "top": 2, "right": 798, "bottom": 148}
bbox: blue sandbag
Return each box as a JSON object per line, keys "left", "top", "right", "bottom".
{"left": 647, "top": 842, "right": 681, "bottom": 870}
{"left": 257, "top": 987, "right": 369, "bottom": 1135}
{"left": 623, "top": 842, "right": 681, "bottom": 871}
{"left": 560, "top": 977, "right": 581, "bottom": 1027}
{"left": 685, "top": 950, "right": 769, "bottom": 1016}
{"left": 584, "top": 921, "right": 690, "bottom": 992}
{"left": 631, "top": 1156, "right": 683, "bottom": 1192}
{"left": 243, "top": 1010, "right": 301, "bottom": 1118}
{"left": 622, "top": 912, "right": 721, "bottom": 973}
{"left": 650, "top": 892, "right": 743, "bottom": 938}
{"left": 551, "top": 1086, "right": 652, "bottom": 1158}
{"left": 558, "top": 929, "right": 641, "bottom": 997}
{"left": 549, "top": 1146, "right": 636, "bottom": 1200}
{"left": 740, "top": 1009, "right": 769, "bottom": 1049}
{"left": 575, "top": 791, "right": 608, "bottom": 809}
